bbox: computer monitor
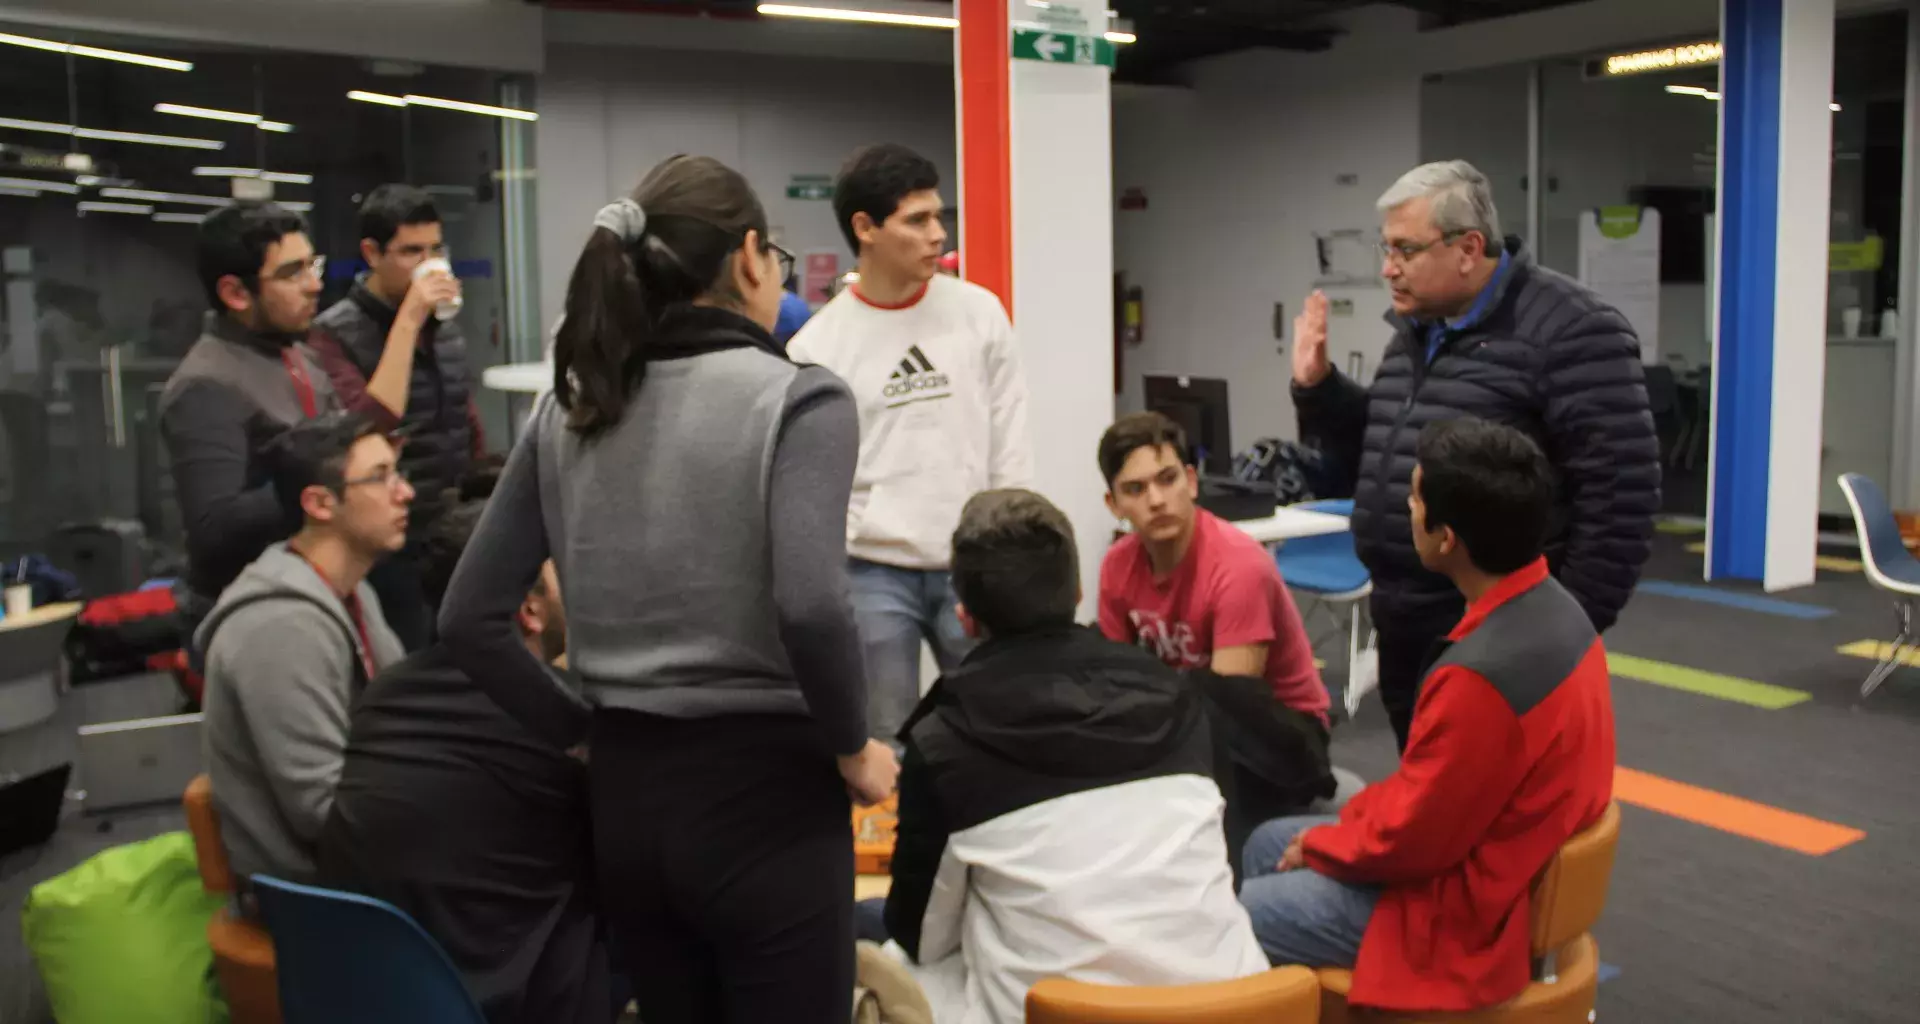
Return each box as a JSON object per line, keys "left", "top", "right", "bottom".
{"left": 1143, "top": 375, "right": 1232, "bottom": 476}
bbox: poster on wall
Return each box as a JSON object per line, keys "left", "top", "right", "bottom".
{"left": 802, "top": 251, "right": 840, "bottom": 307}
{"left": 1577, "top": 206, "right": 1662, "bottom": 363}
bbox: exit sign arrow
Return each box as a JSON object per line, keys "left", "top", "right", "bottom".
{"left": 1011, "top": 28, "right": 1115, "bottom": 68}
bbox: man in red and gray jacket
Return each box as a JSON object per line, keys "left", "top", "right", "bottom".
{"left": 1237, "top": 417, "right": 1616, "bottom": 1014}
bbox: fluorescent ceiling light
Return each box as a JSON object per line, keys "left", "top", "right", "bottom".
{"left": 0, "top": 175, "right": 80, "bottom": 194}
{"left": 193, "top": 166, "right": 313, "bottom": 184}
{"left": 756, "top": 5, "right": 1136, "bottom": 42}
{"left": 347, "top": 90, "right": 537, "bottom": 120}
{"left": 757, "top": 4, "right": 955, "bottom": 29}
{"left": 101, "top": 187, "right": 231, "bottom": 206}
{"left": 75, "top": 174, "right": 104, "bottom": 186}
{"left": 0, "top": 115, "right": 224, "bottom": 149}
{"left": 0, "top": 187, "right": 39, "bottom": 198}
{"left": 78, "top": 201, "right": 153, "bottom": 214}
{"left": 1664, "top": 84, "right": 1841, "bottom": 111}
{"left": 280, "top": 201, "right": 314, "bottom": 212}
{"left": 153, "top": 211, "right": 206, "bottom": 224}
{"left": 155, "top": 102, "right": 295, "bottom": 133}
{"left": 0, "top": 30, "right": 192, "bottom": 72}
{"left": 347, "top": 89, "right": 408, "bottom": 107}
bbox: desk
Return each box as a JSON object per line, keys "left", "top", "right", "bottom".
{"left": 1233, "top": 506, "right": 1351, "bottom": 546}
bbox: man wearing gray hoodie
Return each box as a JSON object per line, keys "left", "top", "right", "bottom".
{"left": 199, "top": 412, "right": 413, "bottom": 886}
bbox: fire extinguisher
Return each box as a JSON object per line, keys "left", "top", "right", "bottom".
{"left": 1122, "top": 285, "right": 1145, "bottom": 346}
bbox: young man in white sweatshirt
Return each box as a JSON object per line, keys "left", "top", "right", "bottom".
{"left": 789, "top": 143, "right": 1033, "bottom": 749}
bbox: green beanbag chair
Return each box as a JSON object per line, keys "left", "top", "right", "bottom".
{"left": 20, "top": 830, "right": 229, "bottom": 1024}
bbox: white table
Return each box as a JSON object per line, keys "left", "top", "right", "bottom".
{"left": 1233, "top": 505, "right": 1351, "bottom": 546}
{"left": 481, "top": 361, "right": 552, "bottom": 394}
{"left": 480, "top": 362, "right": 552, "bottom": 443}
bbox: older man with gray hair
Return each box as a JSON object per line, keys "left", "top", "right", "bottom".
{"left": 1290, "top": 159, "right": 1659, "bottom": 751}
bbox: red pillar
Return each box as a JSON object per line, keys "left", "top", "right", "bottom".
{"left": 955, "top": 0, "right": 1013, "bottom": 316}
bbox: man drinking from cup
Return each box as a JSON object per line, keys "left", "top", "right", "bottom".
{"left": 309, "top": 184, "right": 486, "bottom": 651}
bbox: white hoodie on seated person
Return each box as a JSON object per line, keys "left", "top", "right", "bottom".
{"left": 787, "top": 273, "right": 1033, "bottom": 570}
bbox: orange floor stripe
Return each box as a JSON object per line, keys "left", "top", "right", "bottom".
{"left": 1614, "top": 767, "right": 1865, "bottom": 855}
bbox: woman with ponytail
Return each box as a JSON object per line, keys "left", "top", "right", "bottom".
{"left": 438, "top": 155, "right": 897, "bottom": 1023}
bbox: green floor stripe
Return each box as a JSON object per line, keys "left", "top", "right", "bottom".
{"left": 1607, "top": 652, "right": 1812, "bottom": 710}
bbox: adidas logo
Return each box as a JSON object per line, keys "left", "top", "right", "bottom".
{"left": 884, "top": 345, "right": 951, "bottom": 399}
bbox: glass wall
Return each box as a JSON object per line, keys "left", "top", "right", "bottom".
{"left": 1422, "top": 13, "right": 1907, "bottom": 518}
{"left": 0, "top": 22, "right": 534, "bottom": 573}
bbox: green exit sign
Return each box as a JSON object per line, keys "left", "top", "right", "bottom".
{"left": 1012, "top": 28, "right": 1115, "bottom": 68}
{"left": 787, "top": 174, "right": 833, "bottom": 200}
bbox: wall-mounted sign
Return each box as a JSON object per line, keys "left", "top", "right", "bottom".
{"left": 1012, "top": 29, "right": 1115, "bottom": 68}
{"left": 1587, "top": 40, "right": 1721, "bottom": 79}
{"left": 787, "top": 174, "right": 833, "bottom": 201}
{"left": 1830, "top": 236, "right": 1885, "bottom": 273}
{"left": 802, "top": 251, "right": 840, "bottom": 306}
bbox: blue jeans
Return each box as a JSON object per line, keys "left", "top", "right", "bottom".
{"left": 1238, "top": 815, "right": 1378, "bottom": 968}
{"left": 847, "top": 559, "right": 974, "bottom": 747}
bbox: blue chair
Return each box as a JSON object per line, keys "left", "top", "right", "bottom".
{"left": 1274, "top": 499, "right": 1372, "bottom": 715}
{"left": 1838, "top": 474, "right": 1920, "bottom": 698}
{"left": 251, "top": 875, "right": 486, "bottom": 1024}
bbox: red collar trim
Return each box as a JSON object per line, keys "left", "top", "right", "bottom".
{"left": 1449, "top": 557, "right": 1550, "bottom": 639}
{"left": 852, "top": 281, "right": 929, "bottom": 310}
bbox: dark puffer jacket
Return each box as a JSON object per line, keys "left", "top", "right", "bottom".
{"left": 310, "top": 278, "right": 480, "bottom": 530}
{"left": 1293, "top": 239, "right": 1660, "bottom": 631}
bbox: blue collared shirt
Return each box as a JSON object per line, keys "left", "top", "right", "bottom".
{"left": 1423, "top": 249, "right": 1513, "bottom": 365}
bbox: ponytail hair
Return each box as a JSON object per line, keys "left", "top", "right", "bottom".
{"left": 552, "top": 155, "right": 770, "bottom": 439}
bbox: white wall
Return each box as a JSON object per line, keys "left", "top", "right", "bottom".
{"left": 534, "top": 45, "right": 957, "bottom": 336}
{"left": 1110, "top": 7, "right": 1422, "bottom": 446}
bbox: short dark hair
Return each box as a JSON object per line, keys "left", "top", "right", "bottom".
{"left": 951, "top": 489, "right": 1079, "bottom": 636}
{"left": 1414, "top": 417, "right": 1554, "bottom": 574}
{"left": 196, "top": 201, "right": 309, "bottom": 312}
{"left": 832, "top": 144, "right": 940, "bottom": 254}
{"left": 1098, "top": 411, "right": 1190, "bottom": 488}
{"left": 358, "top": 184, "right": 440, "bottom": 250}
{"left": 267, "top": 412, "right": 383, "bottom": 523}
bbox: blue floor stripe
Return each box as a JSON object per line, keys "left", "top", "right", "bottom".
{"left": 1599, "top": 963, "right": 1622, "bottom": 985}
{"left": 1635, "top": 580, "right": 1835, "bottom": 620}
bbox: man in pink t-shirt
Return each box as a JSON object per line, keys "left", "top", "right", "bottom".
{"left": 1097, "top": 412, "right": 1335, "bottom": 870}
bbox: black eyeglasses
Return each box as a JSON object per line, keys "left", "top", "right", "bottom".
{"left": 766, "top": 241, "right": 796, "bottom": 286}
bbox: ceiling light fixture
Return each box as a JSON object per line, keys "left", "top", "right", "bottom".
{"left": 757, "top": 4, "right": 955, "bottom": 29}
{"left": 193, "top": 166, "right": 314, "bottom": 185}
{"left": 346, "top": 90, "right": 537, "bottom": 120}
{"left": 0, "top": 114, "right": 224, "bottom": 149}
{"left": 101, "top": 187, "right": 231, "bottom": 206}
{"left": 78, "top": 201, "right": 153, "bottom": 215}
{"left": 153, "top": 211, "right": 207, "bottom": 224}
{"left": 0, "top": 186, "right": 38, "bottom": 198}
{"left": 0, "top": 30, "right": 192, "bottom": 72}
{"left": 756, "top": 4, "right": 1137, "bottom": 42}
{"left": 1664, "top": 83, "right": 1841, "bottom": 112}
{"left": 281, "top": 201, "right": 313, "bottom": 212}
{"left": 0, "top": 175, "right": 80, "bottom": 194}
{"left": 155, "top": 102, "right": 295, "bottom": 133}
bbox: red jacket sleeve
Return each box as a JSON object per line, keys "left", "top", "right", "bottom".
{"left": 467, "top": 398, "right": 488, "bottom": 458}
{"left": 1303, "top": 666, "right": 1527, "bottom": 884}
{"left": 306, "top": 327, "right": 401, "bottom": 432}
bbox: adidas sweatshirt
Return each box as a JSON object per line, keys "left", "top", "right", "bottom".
{"left": 789, "top": 274, "right": 1033, "bottom": 570}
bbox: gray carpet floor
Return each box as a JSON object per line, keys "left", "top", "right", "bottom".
{"left": 6, "top": 531, "right": 1917, "bottom": 1022}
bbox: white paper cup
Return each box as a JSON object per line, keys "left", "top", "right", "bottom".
{"left": 1842, "top": 307, "right": 1862, "bottom": 338}
{"left": 5, "top": 583, "right": 31, "bottom": 618}
{"left": 413, "top": 257, "right": 463, "bottom": 322}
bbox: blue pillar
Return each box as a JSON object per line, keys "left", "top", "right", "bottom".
{"left": 1709, "top": 0, "right": 1834, "bottom": 589}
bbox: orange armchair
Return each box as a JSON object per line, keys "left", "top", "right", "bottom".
{"left": 1316, "top": 801, "right": 1621, "bottom": 1024}
{"left": 183, "top": 774, "right": 282, "bottom": 1024}
{"left": 1026, "top": 967, "right": 1322, "bottom": 1024}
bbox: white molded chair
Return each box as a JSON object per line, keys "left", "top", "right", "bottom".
{"left": 1838, "top": 473, "right": 1920, "bottom": 698}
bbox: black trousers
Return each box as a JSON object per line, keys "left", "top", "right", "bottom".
{"left": 590, "top": 710, "right": 853, "bottom": 1024}
{"left": 1372, "top": 595, "right": 1466, "bottom": 753}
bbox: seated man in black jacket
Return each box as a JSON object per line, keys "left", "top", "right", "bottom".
{"left": 317, "top": 490, "right": 610, "bottom": 1024}
{"left": 882, "top": 489, "right": 1266, "bottom": 1023}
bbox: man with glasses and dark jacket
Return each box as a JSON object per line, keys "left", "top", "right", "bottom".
{"left": 308, "top": 184, "right": 481, "bottom": 650}
{"left": 162, "top": 201, "right": 342, "bottom": 634}
{"left": 1289, "top": 160, "right": 1659, "bottom": 752}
